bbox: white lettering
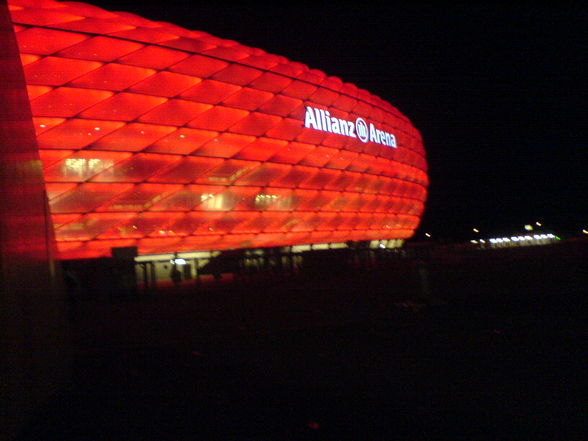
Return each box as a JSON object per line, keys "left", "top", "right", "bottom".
{"left": 348, "top": 121, "right": 356, "bottom": 138}
{"left": 331, "top": 117, "right": 341, "bottom": 135}
{"left": 369, "top": 123, "right": 378, "bottom": 143}
{"left": 339, "top": 118, "right": 349, "bottom": 136}
{"left": 303, "top": 105, "right": 397, "bottom": 148}
{"left": 324, "top": 110, "right": 332, "bottom": 132}
{"left": 314, "top": 108, "right": 323, "bottom": 131}
{"left": 304, "top": 106, "right": 318, "bottom": 129}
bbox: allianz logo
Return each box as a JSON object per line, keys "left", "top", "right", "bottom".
{"left": 303, "top": 106, "right": 397, "bottom": 148}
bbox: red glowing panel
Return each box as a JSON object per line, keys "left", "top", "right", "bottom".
{"left": 233, "top": 163, "right": 290, "bottom": 186}
{"left": 193, "top": 133, "right": 255, "bottom": 158}
{"left": 147, "top": 128, "right": 218, "bottom": 155}
{"left": 196, "top": 159, "right": 257, "bottom": 185}
{"left": 258, "top": 94, "right": 303, "bottom": 117}
{"left": 24, "top": 56, "right": 103, "bottom": 86}
{"left": 129, "top": 71, "right": 201, "bottom": 97}
{"left": 221, "top": 87, "right": 273, "bottom": 110}
{"left": 57, "top": 35, "right": 144, "bottom": 62}
{"left": 9, "top": 0, "right": 427, "bottom": 259}
{"left": 69, "top": 63, "right": 156, "bottom": 91}
{"left": 169, "top": 54, "right": 228, "bottom": 78}
{"left": 180, "top": 79, "right": 241, "bottom": 105}
{"left": 232, "top": 138, "right": 288, "bottom": 161}
{"left": 90, "top": 123, "right": 177, "bottom": 152}
{"left": 187, "top": 106, "right": 249, "bottom": 132}
{"left": 36, "top": 119, "right": 125, "bottom": 149}
{"left": 228, "top": 112, "right": 282, "bottom": 137}
{"left": 149, "top": 185, "right": 224, "bottom": 211}
{"left": 20, "top": 54, "right": 41, "bottom": 65}
{"left": 118, "top": 45, "right": 189, "bottom": 69}
{"left": 80, "top": 93, "right": 167, "bottom": 121}
{"left": 49, "top": 183, "right": 133, "bottom": 213}
{"left": 249, "top": 72, "right": 292, "bottom": 93}
{"left": 212, "top": 64, "right": 263, "bottom": 86}
{"left": 30, "top": 87, "right": 113, "bottom": 117}
{"left": 16, "top": 27, "right": 88, "bottom": 55}
{"left": 43, "top": 150, "right": 132, "bottom": 182}
{"left": 149, "top": 156, "right": 224, "bottom": 184}
{"left": 32, "top": 116, "right": 65, "bottom": 135}
{"left": 96, "top": 184, "right": 183, "bottom": 212}
{"left": 90, "top": 153, "right": 181, "bottom": 182}
{"left": 139, "top": 99, "right": 212, "bottom": 126}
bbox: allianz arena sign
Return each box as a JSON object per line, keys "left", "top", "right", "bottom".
{"left": 304, "top": 106, "right": 397, "bottom": 148}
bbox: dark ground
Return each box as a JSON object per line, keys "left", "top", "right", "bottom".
{"left": 18, "top": 240, "right": 587, "bottom": 440}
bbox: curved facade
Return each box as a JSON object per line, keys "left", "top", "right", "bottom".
{"left": 9, "top": 0, "right": 428, "bottom": 259}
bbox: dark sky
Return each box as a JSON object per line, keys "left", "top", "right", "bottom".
{"left": 96, "top": 1, "right": 587, "bottom": 239}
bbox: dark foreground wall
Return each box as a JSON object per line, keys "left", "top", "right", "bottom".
{"left": 0, "top": 2, "right": 69, "bottom": 440}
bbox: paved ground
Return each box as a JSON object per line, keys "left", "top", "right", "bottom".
{"left": 17, "top": 243, "right": 588, "bottom": 440}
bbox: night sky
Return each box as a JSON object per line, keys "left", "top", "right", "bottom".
{"left": 95, "top": 2, "right": 587, "bottom": 240}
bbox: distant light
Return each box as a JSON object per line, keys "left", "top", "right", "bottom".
{"left": 479, "top": 239, "right": 485, "bottom": 243}
{"left": 583, "top": 229, "right": 588, "bottom": 235}
{"left": 536, "top": 221, "right": 542, "bottom": 227}
{"left": 524, "top": 224, "right": 533, "bottom": 231}
{"left": 94, "top": 127, "right": 101, "bottom": 131}
{"left": 171, "top": 258, "right": 186, "bottom": 265}
{"left": 379, "top": 243, "right": 386, "bottom": 249}
{"left": 425, "top": 233, "right": 431, "bottom": 238}
{"left": 470, "top": 240, "right": 478, "bottom": 244}
{"left": 511, "top": 237, "right": 519, "bottom": 242}
{"left": 473, "top": 228, "right": 479, "bottom": 233}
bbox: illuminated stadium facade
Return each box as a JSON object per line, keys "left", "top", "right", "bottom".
{"left": 8, "top": 0, "right": 428, "bottom": 260}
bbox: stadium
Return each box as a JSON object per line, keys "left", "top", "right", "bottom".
{"left": 7, "top": 0, "right": 428, "bottom": 283}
